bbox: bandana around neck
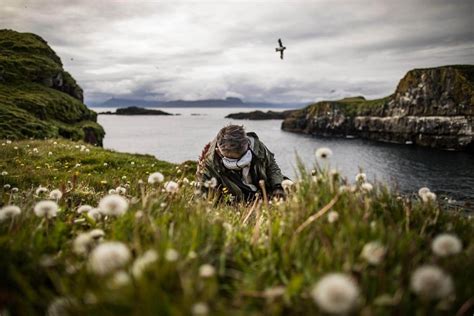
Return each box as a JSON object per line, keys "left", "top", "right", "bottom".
{"left": 221, "top": 149, "right": 252, "bottom": 170}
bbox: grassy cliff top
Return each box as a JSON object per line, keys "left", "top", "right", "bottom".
{"left": 298, "top": 65, "right": 474, "bottom": 118}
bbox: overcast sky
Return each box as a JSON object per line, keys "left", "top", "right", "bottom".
{"left": 2, "top": 0, "right": 473, "bottom": 104}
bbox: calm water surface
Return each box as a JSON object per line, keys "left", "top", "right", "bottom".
{"left": 94, "top": 107, "right": 474, "bottom": 202}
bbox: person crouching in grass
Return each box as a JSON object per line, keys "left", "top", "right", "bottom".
{"left": 196, "top": 125, "right": 287, "bottom": 203}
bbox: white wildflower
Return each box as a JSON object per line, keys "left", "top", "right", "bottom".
{"left": 103, "top": 162, "right": 108, "bottom": 166}
{"left": 165, "top": 248, "right": 179, "bottom": 262}
{"left": 132, "top": 249, "right": 159, "bottom": 278}
{"left": 88, "top": 242, "right": 131, "bottom": 276}
{"left": 3, "top": 184, "right": 11, "bottom": 190}
{"left": 77, "top": 205, "right": 93, "bottom": 214}
{"left": 11, "top": 187, "right": 18, "bottom": 193}
{"left": 49, "top": 189, "right": 63, "bottom": 200}
{"left": 164, "top": 181, "right": 179, "bottom": 194}
{"left": 1, "top": 171, "right": 8, "bottom": 176}
{"left": 355, "top": 173, "right": 367, "bottom": 182}
{"left": 410, "top": 265, "right": 454, "bottom": 300}
{"left": 361, "top": 241, "right": 386, "bottom": 265}
{"left": 87, "top": 208, "right": 102, "bottom": 221}
{"left": 108, "top": 189, "right": 117, "bottom": 194}
{"left": 130, "top": 161, "right": 135, "bottom": 165}
{"left": 199, "top": 264, "right": 216, "bottom": 278}
{"left": 98, "top": 194, "right": 129, "bottom": 216}
{"left": 6, "top": 140, "right": 11, "bottom": 144}
{"left": 192, "top": 302, "right": 209, "bottom": 316}
{"left": 431, "top": 233, "right": 462, "bottom": 257}
{"left": 311, "top": 273, "right": 359, "bottom": 314}
{"left": 315, "top": 147, "right": 333, "bottom": 160}
{"left": 188, "top": 251, "right": 198, "bottom": 259}
{"left": 34, "top": 200, "right": 59, "bottom": 218}
{"left": 48, "top": 151, "right": 53, "bottom": 156}
{"left": 0, "top": 205, "right": 21, "bottom": 222}
{"left": 327, "top": 211, "right": 339, "bottom": 223}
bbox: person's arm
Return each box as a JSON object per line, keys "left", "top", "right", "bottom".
{"left": 263, "top": 144, "right": 284, "bottom": 191}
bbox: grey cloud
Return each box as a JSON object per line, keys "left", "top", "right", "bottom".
{"left": 1, "top": 0, "right": 472, "bottom": 104}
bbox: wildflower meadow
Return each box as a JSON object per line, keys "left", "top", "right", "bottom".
{"left": 0, "top": 139, "right": 473, "bottom": 315}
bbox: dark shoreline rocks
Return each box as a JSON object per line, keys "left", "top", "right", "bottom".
{"left": 225, "top": 110, "right": 296, "bottom": 120}
{"left": 99, "top": 106, "right": 174, "bottom": 116}
{"left": 282, "top": 65, "right": 474, "bottom": 152}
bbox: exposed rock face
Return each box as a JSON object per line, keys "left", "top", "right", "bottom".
{"left": 0, "top": 29, "right": 104, "bottom": 145}
{"left": 282, "top": 66, "right": 474, "bottom": 152}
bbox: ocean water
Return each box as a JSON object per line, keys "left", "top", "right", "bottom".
{"left": 94, "top": 107, "right": 474, "bottom": 202}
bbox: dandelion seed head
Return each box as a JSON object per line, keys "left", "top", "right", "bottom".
{"left": 361, "top": 241, "right": 386, "bottom": 265}
{"left": 4, "top": 184, "right": 11, "bottom": 190}
{"left": 148, "top": 172, "right": 164, "bottom": 184}
{"left": 188, "top": 251, "right": 197, "bottom": 259}
{"left": 418, "top": 187, "right": 431, "bottom": 197}
{"left": 115, "top": 186, "right": 126, "bottom": 195}
{"left": 77, "top": 205, "right": 93, "bottom": 214}
{"left": 355, "top": 173, "right": 367, "bottom": 182}
{"left": 1, "top": 171, "right": 8, "bottom": 176}
{"left": 361, "top": 182, "right": 373, "bottom": 192}
{"left": 73, "top": 233, "right": 94, "bottom": 256}
{"left": 35, "top": 186, "right": 49, "bottom": 195}
{"left": 87, "top": 208, "right": 102, "bottom": 221}
{"left": 164, "top": 181, "right": 179, "bottom": 194}
{"left": 311, "top": 273, "right": 359, "bottom": 314}
{"left": 108, "top": 270, "right": 131, "bottom": 289}
{"left": 165, "top": 248, "right": 179, "bottom": 262}
{"left": 98, "top": 194, "right": 129, "bottom": 216}
{"left": 431, "top": 234, "right": 462, "bottom": 257}
{"left": 88, "top": 242, "right": 131, "bottom": 275}
{"left": 0, "top": 205, "right": 21, "bottom": 222}
{"left": 204, "top": 177, "right": 218, "bottom": 188}
{"left": 132, "top": 249, "right": 159, "bottom": 278}
{"left": 89, "top": 229, "right": 105, "bottom": 240}
{"left": 264, "top": 286, "right": 286, "bottom": 299}
{"left": 327, "top": 211, "right": 339, "bottom": 223}
{"left": 47, "top": 297, "right": 77, "bottom": 316}
{"left": 11, "top": 187, "right": 19, "bottom": 193}
{"left": 192, "top": 302, "right": 209, "bottom": 316}
{"left": 34, "top": 200, "right": 59, "bottom": 218}
{"left": 410, "top": 265, "right": 453, "bottom": 300}
{"left": 315, "top": 147, "right": 333, "bottom": 160}
{"left": 199, "top": 264, "right": 216, "bottom": 278}
{"left": 421, "top": 191, "right": 437, "bottom": 203}
{"left": 49, "top": 189, "right": 63, "bottom": 200}
{"left": 108, "top": 189, "right": 117, "bottom": 194}
{"left": 281, "top": 179, "right": 294, "bottom": 191}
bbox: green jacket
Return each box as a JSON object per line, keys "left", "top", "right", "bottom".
{"left": 196, "top": 132, "right": 285, "bottom": 201}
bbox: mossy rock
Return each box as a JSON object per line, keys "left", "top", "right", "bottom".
{"left": 0, "top": 29, "right": 104, "bottom": 145}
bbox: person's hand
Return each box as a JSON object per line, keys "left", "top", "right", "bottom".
{"left": 272, "top": 188, "right": 286, "bottom": 201}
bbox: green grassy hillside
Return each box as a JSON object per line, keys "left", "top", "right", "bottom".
{"left": 0, "top": 139, "right": 472, "bottom": 315}
{"left": 0, "top": 30, "right": 104, "bottom": 145}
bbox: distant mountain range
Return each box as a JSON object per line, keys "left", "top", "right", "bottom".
{"left": 88, "top": 97, "right": 306, "bottom": 108}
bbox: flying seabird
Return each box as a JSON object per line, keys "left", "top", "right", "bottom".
{"left": 275, "top": 38, "right": 286, "bottom": 60}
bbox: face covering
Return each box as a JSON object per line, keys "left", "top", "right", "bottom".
{"left": 221, "top": 149, "right": 252, "bottom": 170}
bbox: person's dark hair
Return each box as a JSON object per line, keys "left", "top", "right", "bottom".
{"left": 216, "top": 125, "right": 248, "bottom": 157}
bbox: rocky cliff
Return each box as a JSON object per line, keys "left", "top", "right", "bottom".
{"left": 282, "top": 65, "right": 474, "bottom": 152}
{"left": 0, "top": 29, "right": 104, "bottom": 145}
